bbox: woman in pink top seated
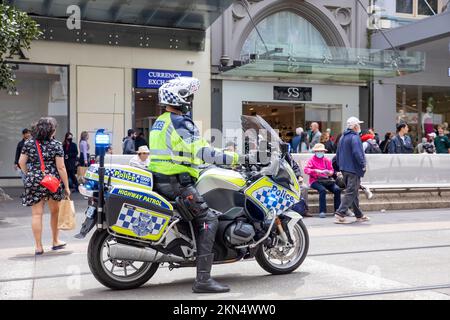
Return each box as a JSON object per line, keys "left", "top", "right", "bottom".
{"left": 304, "top": 143, "right": 341, "bottom": 218}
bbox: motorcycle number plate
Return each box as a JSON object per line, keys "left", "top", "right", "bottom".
{"left": 85, "top": 206, "right": 96, "bottom": 219}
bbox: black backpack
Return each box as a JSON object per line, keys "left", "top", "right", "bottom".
{"left": 423, "top": 143, "right": 435, "bottom": 154}
{"left": 365, "top": 140, "right": 382, "bottom": 154}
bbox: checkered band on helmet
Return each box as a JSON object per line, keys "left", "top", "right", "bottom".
{"left": 158, "top": 77, "right": 200, "bottom": 107}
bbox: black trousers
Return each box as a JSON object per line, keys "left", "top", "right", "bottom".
{"left": 66, "top": 168, "right": 78, "bottom": 190}
{"left": 153, "top": 174, "right": 219, "bottom": 258}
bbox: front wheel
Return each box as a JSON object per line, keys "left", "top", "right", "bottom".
{"left": 255, "top": 220, "right": 309, "bottom": 275}
{"left": 87, "top": 229, "right": 159, "bottom": 290}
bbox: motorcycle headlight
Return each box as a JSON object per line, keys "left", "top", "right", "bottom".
{"left": 79, "top": 180, "right": 98, "bottom": 197}
{"left": 265, "top": 207, "right": 276, "bottom": 220}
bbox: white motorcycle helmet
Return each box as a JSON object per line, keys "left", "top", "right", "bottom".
{"left": 159, "top": 77, "right": 200, "bottom": 113}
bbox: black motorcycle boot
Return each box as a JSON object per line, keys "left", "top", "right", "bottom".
{"left": 192, "top": 254, "right": 230, "bottom": 293}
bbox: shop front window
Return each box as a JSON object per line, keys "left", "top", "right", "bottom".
{"left": 0, "top": 63, "right": 69, "bottom": 178}
{"left": 305, "top": 104, "right": 342, "bottom": 142}
{"left": 242, "top": 102, "right": 342, "bottom": 147}
{"left": 418, "top": 0, "right": 438, "bottom": 15}
{"left": 396, "top": 0, "right": 443, "bottom": 16}
{"left": 396, "top": 0, "right": 414, "bottom": 14}
{"left": 133, "top": 69, "right": 194, "bottom": 141}
{"left": 133, "top": 89, "right": 163, "bottom": 141}
{"left": 396, "top": 85, "right": 450, "bottom": 143}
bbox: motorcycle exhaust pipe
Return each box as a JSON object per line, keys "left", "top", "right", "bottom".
{"left": 108, "top": 243, "right": 185, "bottom": 263}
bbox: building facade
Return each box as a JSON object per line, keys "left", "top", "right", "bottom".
{"left": 371, "top": 4, "right": 450, "bottom": 142}
{"left": 374, "top": 0, "right": 449, "bottom": 29}
{"left": 210, "top": 0, "right": 447, "bottom": 147}
{"left": 210, "top": 0, "right": 372, "bottom": 145}
{"left": 0, "top": 0, "right": 234, "bottom": 184}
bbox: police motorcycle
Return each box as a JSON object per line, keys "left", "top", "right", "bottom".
{"left": 77, "top": 116, "right": 309, "bottom": 290}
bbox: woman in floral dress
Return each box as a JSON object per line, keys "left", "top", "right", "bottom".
{"left": 18, "top": 117, "right": 71, "bottom": 255}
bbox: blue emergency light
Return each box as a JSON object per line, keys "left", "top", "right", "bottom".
{"left": 95, "top": 129, "right": 110, "bottom": 157}
{"left": 95, "top": 129, "right": 110, "bottom": 146}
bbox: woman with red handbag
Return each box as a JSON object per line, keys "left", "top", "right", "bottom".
{"left": 18, "top": 117, "right": 71, "bottom": 255}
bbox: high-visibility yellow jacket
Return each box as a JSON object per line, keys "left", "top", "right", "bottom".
{"left": 148, "top": 112, "right": 239, "bottom": 179}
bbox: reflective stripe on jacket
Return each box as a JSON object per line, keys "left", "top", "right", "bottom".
{"left": 149, "top": 112, "right": 239, "bottom": 178}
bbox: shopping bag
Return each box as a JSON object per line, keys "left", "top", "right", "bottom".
{"left": 58, "top": 198, "right": 76, "bottom": 230}
{"left": 76, "top": 166, "right": 88, "bottom": 184}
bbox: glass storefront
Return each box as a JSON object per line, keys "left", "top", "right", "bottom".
{"left": 133, "top": 88, "right": 163, "bottom": 140}
{"left": 0, "top": 63, "right": 69, "bottom": 178}
{"left": 396, "top": 85, "right": 450, "bottom": 143}
{"left": 133, "top": 68, "right": 194, "bottom": 141}
{"left": 242, "top": 102, "right": 342, "bottom": 144}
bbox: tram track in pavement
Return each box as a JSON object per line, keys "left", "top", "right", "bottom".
{"left": 308, "top": 244, "right": 450, "bottom": 257}
{"left": 301, "top": 283, "right": 450, "bottom": 300}
{"left": 1, "top": 243, "right": 449, "bottom": 283}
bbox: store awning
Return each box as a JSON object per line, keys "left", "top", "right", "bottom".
{"left": 6, "top": 0, "right": 235, "bottom": 51}
{"left": 220, "top": 46, "right": 425, "bottom": 84}
{"left": 371, "top": 11, "right": 450, "bottom": 50}
{"left": 6, "top": 0, "right": 233, "bottom": 30}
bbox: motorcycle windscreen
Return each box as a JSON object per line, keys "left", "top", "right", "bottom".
{"left": 241, "top": 115, "right": 282, "bottom": 152}
{"left": 106, "top": 186, "right": 173, "bottom": 241}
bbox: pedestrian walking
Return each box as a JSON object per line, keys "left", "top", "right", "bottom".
{"left": 304, "top": 143, "right": 341, "bottom": 218}
{"left": 326, "top": 128, "right": 335, "bottom": 142}
{"left": 62, "top": 132, "right": 79, "bottom": 192}
{"left": 123, "top": 129, "right": 137, "bottom": 154}
{"left": 134, "top": 132, "right": 148, "bottom": 151}
{"left": 443, "top": 122, "right": 450, "bottom": 138}
{"left": 79, "top": 131, "right": 90, "bottom": 167}
{"left": 309, "top": 122, "right": 322, "bottom": 149}
{"left": 388, "top": 123, "right": 414, "bottom": 154}
{"left": 379, "top": 132, "right": 393, "bottom": 154}
{"left": 224, "top": 141, "right": 237, "bottom": 153}
{"left": 335, "top": 117, "right": 371, "bottom": 224}
{"left": 129, "top": 146, "right": 150, "bottom": 170}
{"left": 361, "top": 130, "right": 382, "bottom": 154}
{"left": 18, "top": 117, "right": 70, "bottom": 255}
{"left": 416, "top": 136, "right": 436, "bottom": 154}
{"left": 434, "top": 125, "right": 450, "bottom": 154}
{"left": 320, "top": 132, "right": 336, "bottom": 153}
{"left": 291, "top": 127, "right": 309, "bottom": 153}
{"left": 14, "top": 128, "right": 31, "bottom": 182}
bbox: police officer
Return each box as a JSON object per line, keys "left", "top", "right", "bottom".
{"left": 149, "top": 77, "right": 239, "bottom": 293}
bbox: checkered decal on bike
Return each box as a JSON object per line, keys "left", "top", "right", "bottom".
{"left": 253, "top": 188, "right": 295, "bottom": 212}
{"left": 116, "top": 204, "right": 168, "bottom": 236}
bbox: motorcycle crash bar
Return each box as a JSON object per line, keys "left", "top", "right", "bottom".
{"left": 235, "top": 208, "right": 277, "bottom": 250}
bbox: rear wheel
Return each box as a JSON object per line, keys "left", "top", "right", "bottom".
{"left": 87, "top": 229, "right": 159, "bottom": 290}
{"left": 255, "top": 220, "right": 309, "bottom": 275}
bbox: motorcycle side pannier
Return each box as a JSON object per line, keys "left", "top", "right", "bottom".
{"left": 105, "top": 186, "right": 173, "bottom": 242}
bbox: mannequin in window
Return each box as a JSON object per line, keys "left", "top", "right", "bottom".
{"left": 422, "top": 97, "right": 435, "bottom": 137}
{"left": 397, "top": 109, "right": 407, "bottom": 124}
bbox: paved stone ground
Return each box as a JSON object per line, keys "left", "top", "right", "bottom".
{"left": 0, "top": 188, "right": 449, "bottom": 300}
